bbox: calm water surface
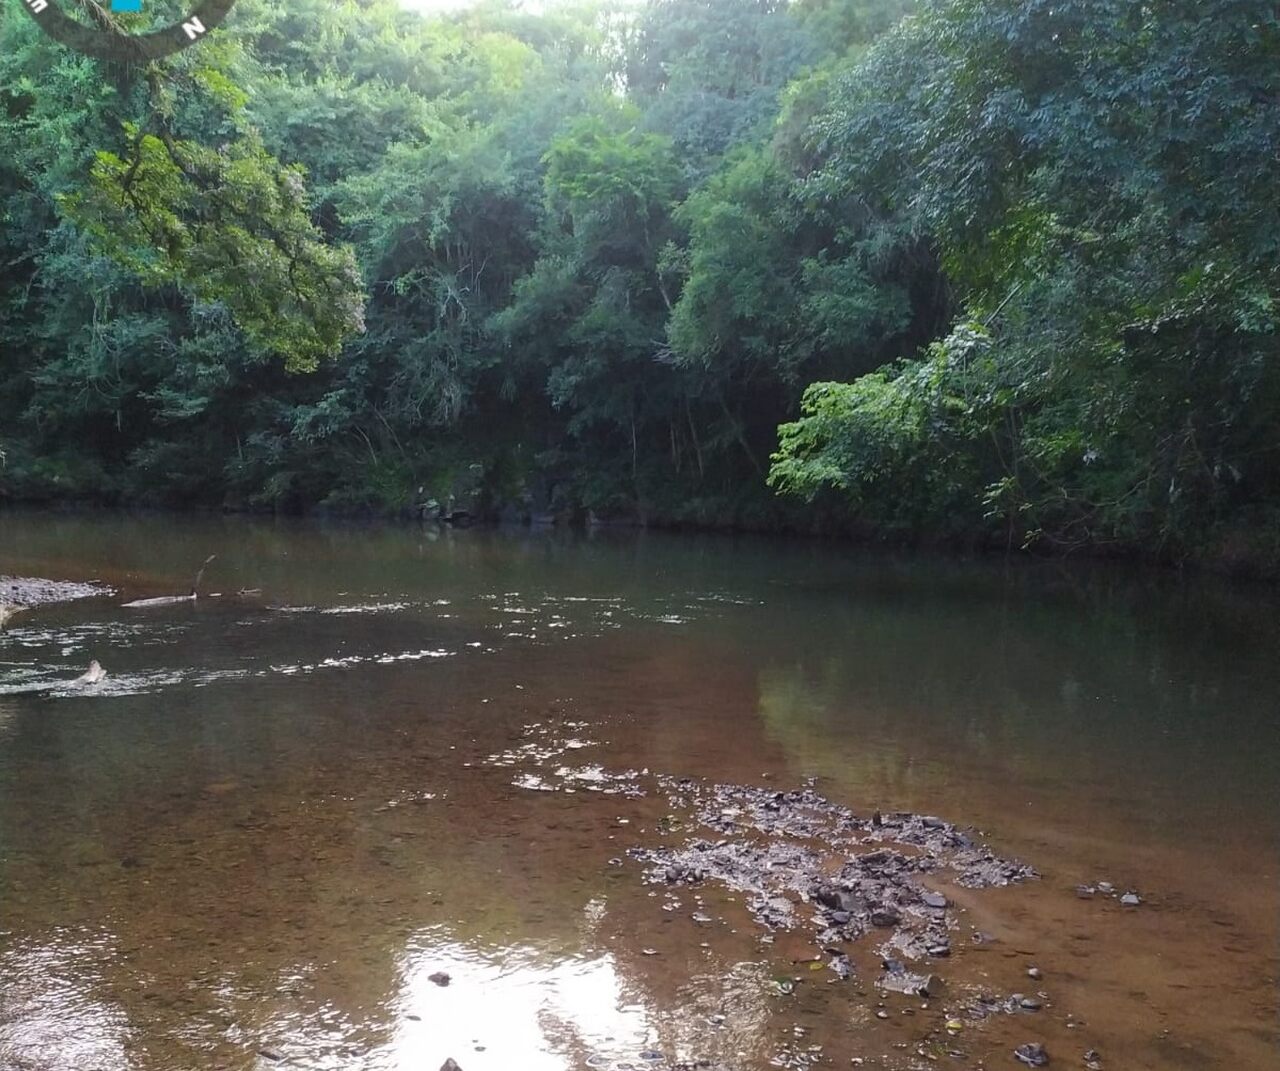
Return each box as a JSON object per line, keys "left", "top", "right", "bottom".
{"left": 1, "top": 512, "right": 1277, "bottom": 1071}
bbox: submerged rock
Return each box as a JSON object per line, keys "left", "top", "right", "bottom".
{"left": 486, "top": 726, "right": 1041, "bottom": 1028}
{"left": 1014, "top": 1042, "right": 1050, "bottom": 1066}
{"left": 428, "top": 971, "right": 451, "bottom": 987}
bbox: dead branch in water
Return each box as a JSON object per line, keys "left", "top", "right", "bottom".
{"left": 122, "top": 554, "right": 218, "bottom": 609}
{"left": 191, "top": 554, "right": 217, "bottom": 596}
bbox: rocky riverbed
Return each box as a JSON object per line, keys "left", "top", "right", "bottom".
{"left": 0, "top": 575, "right": 112, "bottom": 610}
{"left": 631, "top": 778, "right": 1036, "bottom": 988}
{"left": 488, "top": 721, "right": 1053, "bottom": 1065}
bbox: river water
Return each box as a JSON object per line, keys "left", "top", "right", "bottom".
{"left": 0, "top": 512, "right": 1276, "bottom": 1071}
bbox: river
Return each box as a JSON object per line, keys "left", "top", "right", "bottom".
{"left": 1, "top": 511, "right": 1277, "bottom": 1070}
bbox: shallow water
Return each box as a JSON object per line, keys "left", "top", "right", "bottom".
{"left": 0, "top": 511, "right": 1277, "bottom": 1071}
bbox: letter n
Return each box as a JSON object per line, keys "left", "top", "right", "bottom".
{"left": 182, "top": 16, "right": 206, "bottom": 39}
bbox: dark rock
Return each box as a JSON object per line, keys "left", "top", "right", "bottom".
{"left": 921, "top": 891, "right": 948, "bottom": 909}
{"left": 1075, "top": 885, "right": 1095, "bottom": 899}
{"left": 813, "top": 886, "right": 843, "bottom": 910}
{"left": 830, "top": 910, "right": 851, "bottom": 925}
{"left": 428, "top": 972, "right": 451, "bottom": 987}
{"left": 1014, "top": 1043, "right": 1050, "bottom": 1067}
{"left": 1020, "top": 997, "right": 1044, "bottom": 1011}
{"left": 1083, "top": 1049, "right": 1102, "bottom": 1070}
{"left": 870, "top": 906, "right": 901, "bottom": 927}
{"left": 927, "top": 943, "right": 951, "bottom": 958}
{"left": 441, "top": 1061, "right": 463, "bottom": 1071}
{"left": 815, "top": 885, "right": 857, "bottom": 913}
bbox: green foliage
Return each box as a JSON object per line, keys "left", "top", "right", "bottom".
{"left": 3, "top": 0, "right": 1278, "bottom": 570}
{"left": 67, "top": 128, "right": 365, "bottom": 372}
{"left": 772, "top": 0, "right": 1280, "bottom": 564}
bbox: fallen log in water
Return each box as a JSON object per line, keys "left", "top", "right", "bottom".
{"left": 122, "top": 555, "right": 216, "bottom": 609}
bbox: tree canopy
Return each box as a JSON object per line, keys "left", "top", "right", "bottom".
{"left": 1, "top": 0, "right": 1277, "bottom": 571}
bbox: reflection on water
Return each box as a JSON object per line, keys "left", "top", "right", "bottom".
{"left": 1, "top": 511, "right": 1278, "bottom": 1070}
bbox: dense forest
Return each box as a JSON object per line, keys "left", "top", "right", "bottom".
{"left": 1, "top": 0, "right": 1277, "bottom": 571}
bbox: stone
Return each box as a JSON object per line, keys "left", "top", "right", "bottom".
{"left": 441, "top": 1061, "right": 463, "bottom": 1071}
{"left": 1120, "top": 892, "right": 1141, "bottom": 906}
{"left": 1027, "top": 967, "right": 1043, "bottom": 980}
{"left": 428, "top": 972, "right": 451, "bottom": 987}
{"left": 814, "top": 886, "right": 844, "bottom": 910}
{"left": 1014, "top": 1043, "right": 1050, "bottom": 1067}
{"left": 1020, "top": 997, "right": 1043, "bottom": 1011}
{"left": 921, "top": 891, "right": 948, "bottom": 909}
{"left": 871, "top": 907, "right": 901, "bottom": 927}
